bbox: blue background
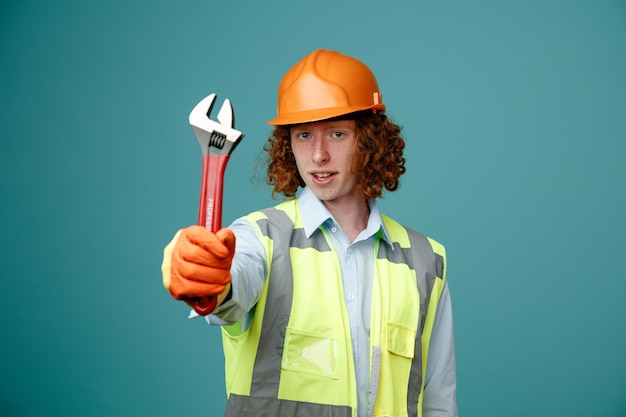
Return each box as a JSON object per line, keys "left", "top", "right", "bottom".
{"left": 1, "top": 1, "right": 625, "bottom": 416}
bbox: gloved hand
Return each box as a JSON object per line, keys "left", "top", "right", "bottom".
{"left": 162, "top": 226, "right": 235, "bottom": 310}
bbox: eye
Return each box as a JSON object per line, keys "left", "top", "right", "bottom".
{"left": 292, "top": 131, "right": 310, "bottom": 140}
{"left": 331, "top": 131, "right": 344, "bottom": 138}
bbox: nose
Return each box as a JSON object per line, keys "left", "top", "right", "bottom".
{"left": 311, "top": 137, "right": 329, "bottom": 165}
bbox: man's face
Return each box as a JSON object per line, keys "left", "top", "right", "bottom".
{"left": 290, "top": 119, "right": 361, "bottom": 205}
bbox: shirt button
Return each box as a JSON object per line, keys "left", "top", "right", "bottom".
{"left": 331, "top": 227, "right": 337, "bottom": 233}
{"left": 348, "top": 293, "right": 356, "bottom": 301}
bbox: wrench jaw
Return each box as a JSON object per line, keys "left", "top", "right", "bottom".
{"left": 189, "top": 94, "right": 244, "bottom": 157}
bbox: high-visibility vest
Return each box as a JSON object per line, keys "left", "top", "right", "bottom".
{"left": 221, "top": 199, "right": 447, "bottom": 417}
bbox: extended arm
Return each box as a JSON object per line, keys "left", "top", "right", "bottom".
{"left": 205, "top": 219, "right": 267, "bottom": 328}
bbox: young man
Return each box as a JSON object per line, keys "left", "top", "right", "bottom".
{"left": 162, "top": 49, "right": 457, "bottom": 417}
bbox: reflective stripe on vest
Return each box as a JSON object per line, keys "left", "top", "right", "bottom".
{"left": 223, "top": 200, "right": 446, "bottom": 417}
{"left": 375, "top": 216, "right": 445, "bottom": 417}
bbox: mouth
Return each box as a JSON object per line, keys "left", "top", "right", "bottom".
{"left": 310, "top": 172, "right": 335, "bottom": 183}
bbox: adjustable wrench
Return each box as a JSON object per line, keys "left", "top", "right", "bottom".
{"left": 188, "top": 93, "right": 244, "bottom": 315}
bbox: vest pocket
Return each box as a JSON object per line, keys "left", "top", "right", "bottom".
{"left": 386, "top": 322, "right": 416, "bottom": 358}
{"left": 281, "top": 327, "right": 339, "bottom": 379}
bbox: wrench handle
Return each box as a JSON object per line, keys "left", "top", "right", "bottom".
{"left": 198, "top": 154, "right": 229, "bottom": 230}
{"left": 190, "top": 154, "right": 230, "bottom": 316}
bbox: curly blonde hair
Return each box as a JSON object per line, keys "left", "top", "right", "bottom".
{"left": 264, "top": 112, "right": 406, "bottom": 200}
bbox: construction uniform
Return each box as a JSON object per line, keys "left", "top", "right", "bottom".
{"left": 202, "top": 187, "right": 457, "bottom": 417}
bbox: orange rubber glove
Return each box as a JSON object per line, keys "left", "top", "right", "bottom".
{"left": 162, "top": 226, "right": 235, "bottom": 309}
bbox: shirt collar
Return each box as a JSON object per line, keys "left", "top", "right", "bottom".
{"left": 297, "top": 187, "right": 393, "bottom": 246}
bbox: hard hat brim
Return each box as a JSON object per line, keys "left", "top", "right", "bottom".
{"left": 267, "top": 104, "right": 385, "bottom": 126}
